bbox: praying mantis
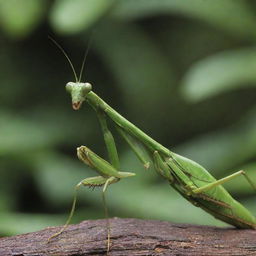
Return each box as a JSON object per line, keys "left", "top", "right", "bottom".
{"left": 49, "top": 39, "right": 256, "bottom": 251}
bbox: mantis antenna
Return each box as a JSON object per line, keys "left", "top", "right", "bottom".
{"left": 78, "top": 36, "right": 92, "bottom": 83}
{"left": 48, "top": 36, "right": 78, "bottom": 82}
{"left": 49, "top": 36, "right": 92, "bottom": 83}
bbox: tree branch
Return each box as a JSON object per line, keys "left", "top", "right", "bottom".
{"left": 1, "top": 218, "right": 256, "bottom": 255}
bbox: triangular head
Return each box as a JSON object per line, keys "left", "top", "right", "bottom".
{"left": 66, "top": 82, "right": 92, "bottom": 110}
{"left": 49, "top": 36, "right": 92, "bottom": 110}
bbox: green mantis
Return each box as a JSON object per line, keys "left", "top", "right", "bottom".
{"left": 65, "top": 82, "right": 256, "bottom": 228}
{"left": 49, "top": 39, "right": 256, "bottom": 251}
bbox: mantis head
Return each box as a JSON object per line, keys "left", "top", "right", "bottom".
{"left": 49, "top": 36, "right": 92, "bottom": 110}
{"left": 66, "top": 82, "right": 92, "bottom": 110}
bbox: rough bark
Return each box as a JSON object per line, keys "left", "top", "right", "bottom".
{"left": 0, "top": 218, "right": 256, "bottom": 256}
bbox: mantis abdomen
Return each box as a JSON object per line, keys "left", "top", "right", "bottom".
{"left": 169, "top": 153, "right": 256, "bottom": 229}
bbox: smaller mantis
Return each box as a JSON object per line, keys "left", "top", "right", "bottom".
{"left": 49, "top": 38, "right": 256, "bottom": 252}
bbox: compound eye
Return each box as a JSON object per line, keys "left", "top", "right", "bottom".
{"left": 85, "top": 82, "right": 92, "bottom": 91}
{"left": 80, "top": 82, "right": 92, "bottom": 95}
{"left": 65, "top": 82, "right": 74, "bottom": 92}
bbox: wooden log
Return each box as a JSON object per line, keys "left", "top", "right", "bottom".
{"left": 0, "top": 218, "right": 256, "bottom": 256}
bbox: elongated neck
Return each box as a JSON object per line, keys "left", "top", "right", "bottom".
{"left": 85, "top": 91, "right": 171, "bottom": 157}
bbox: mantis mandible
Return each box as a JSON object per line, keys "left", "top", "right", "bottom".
{"left": 48, "top": 38, "right": 256, "bottom": 251}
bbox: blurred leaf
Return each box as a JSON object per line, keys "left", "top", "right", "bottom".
{"left": 93, "top": 22, "right": 175, "bottom": 132}
{"left": 0, "top": 111, "right": 63, "bottom": 156}
{"left": 34, "top": 151, "right": 92, "bottom": 205}
{"left": 0, "top": 190, "right": 12, "bottom": 212}
{"left": 0, "top": 212, "right": 64, "bottom": 235}
{"left": 0, "top": 0, "right": 45, "bottom": 38}
{"left": 0, "top": 160, "right": 28, "bottom": 211}
{"left": 176, "top": 108, "right": 256, "bottom": 174}
{"left": 112, "top": 0, "right": 256, "bottom": 40}
{"left": 223, "top": 162, "right": 256, "bottom": 196}
{"left": 242, "top": 197, "right": 256, "bottom": 214}
{"left": 26, "top": 106, "right": 96, "bottom": 147}
{"left": 181, "top": 48, "right": 256, "bottom": 101}
{"left": 50, "top": 0, "right": 115, "bottom": 34}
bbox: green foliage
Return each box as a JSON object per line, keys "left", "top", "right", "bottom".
{"left": 1, "top": 0, "right": 256, "bottom": 235}
{"left": 50, "top": 0, "right": 115, "bottom": 34}
{"left": 0, "top": 0, "right": 45, "bottom": 38}
{"left": 112, "top": 0, "right": 256, "bottom": 40}
{"left": 181, "top": 48, "right": 256, "bottom": 101}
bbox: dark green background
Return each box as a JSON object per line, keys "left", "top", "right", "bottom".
{"left": 1, "top": 0, "right": 256, "bottom": 235}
